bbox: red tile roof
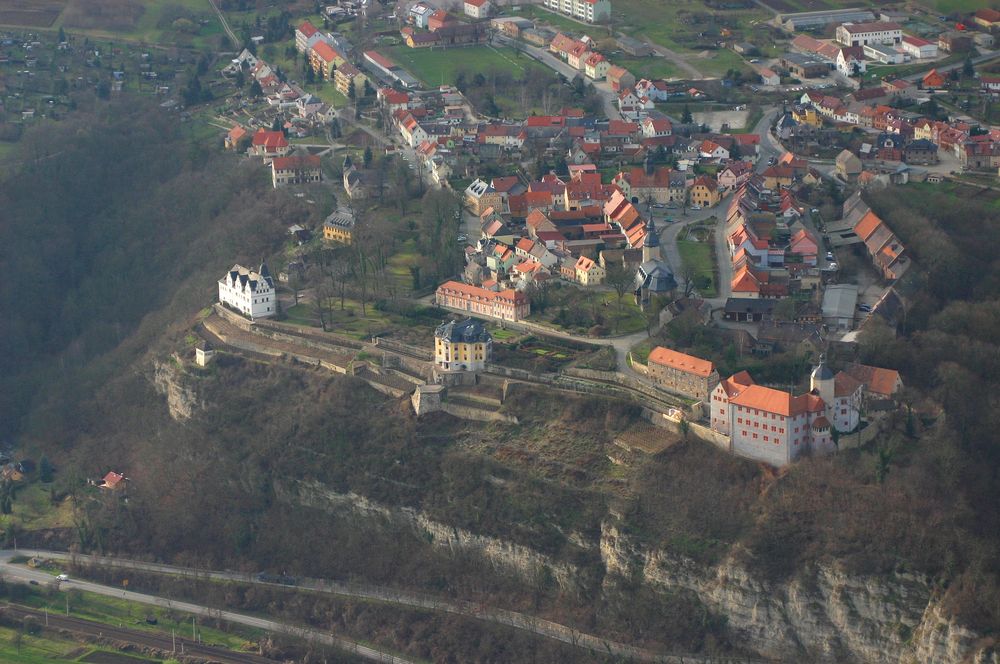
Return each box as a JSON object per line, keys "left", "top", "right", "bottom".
{"left": 648, "top": 347, "right": 715, "bottom": 377}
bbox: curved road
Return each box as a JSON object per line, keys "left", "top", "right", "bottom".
{"left": 0, "top": 550, "right": 416, "bottom": 664}
{"left": 0, "top": 549, "right": 760, "bottom": 664}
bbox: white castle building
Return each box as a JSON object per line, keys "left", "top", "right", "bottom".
{"left": 218, "top": 262, "right": 276, "bottom": 320}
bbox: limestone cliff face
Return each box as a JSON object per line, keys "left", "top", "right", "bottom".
{"left": 275, "top": 478, "right": 997, "bottom": 663}
{"left": 275, "top": 479, "right": 583, "bottom": 592}
{"left": 600, "top": 521, "right": 997, "bottom": 664}
{"left": 151, "top": 357, "right": 201, "bottom": 421}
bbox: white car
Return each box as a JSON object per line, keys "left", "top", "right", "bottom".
{"left": 689, "top": 204, "right": 702, "bottom": 210}
{"left": 56, "top": 574, "right": 69, "bottom": 581}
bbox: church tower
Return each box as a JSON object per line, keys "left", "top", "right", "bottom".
{"left": 642, "top": 217, "right": 660, "bottom": 263}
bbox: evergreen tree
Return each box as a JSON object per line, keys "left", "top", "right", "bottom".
{"left": 682, "top": 105, "right": 693, "bottom": 124}
{"left": 39, "top": 456, "right": 53, "bottom": 483}
{"left": 363, "top": 145, "right": 373, "bottom": 168}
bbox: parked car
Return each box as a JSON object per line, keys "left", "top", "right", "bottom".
{"left": 56, "top": 574, "right": 69, "bottom": 581}
{"left": 826, "top": 251, "right": 834, "bottom": 261}
{"left": 689, "top": 204, "right": 702, "bottom": 210}
{"left": 858, "top": 304, "right": 872, "bottom": 313}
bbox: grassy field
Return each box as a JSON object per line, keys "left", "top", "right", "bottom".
{"left": 18, "top": 589, "right": 259, "bottom": 652}
{"left": 677, "top": 238, "right": 717, "bottom": 298}
{"left": 612, "top": 55, "right": 683, "bottom": 81}
{"left": 0, "top": 0, "right": 228, "bottom": 49}
{"left": 0, "top": 482, "right": 76, "bottom": 532}
{"left": 612, "top": 0, "right": 763, "bottom": 76}
{"left": 284, "top": 297, "right": 440, "bottom": 342}
{"left": 384, "top": 44, "right": 549, "bottom": 87}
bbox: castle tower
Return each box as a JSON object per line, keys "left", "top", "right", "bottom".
{"left": 810, "top": 353, "right": 835, "bottom": 410}
{"left": 642, "top": 217, "right": 660, "bottom": 263}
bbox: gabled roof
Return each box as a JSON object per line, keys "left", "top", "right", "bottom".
{"left": 648, "top": 347, "right": 715, "bottom": 377}
{"left": 298, "top": 21, "right": 318, "bottom": 37}
{"left": 853, "top": 209, "right": 883, "bottom": 240}
{"left": 311, "top": 40, "right": 340, "bottom": 63}
{"left": 843, "top": 363, "right": 901, "bottom": 396}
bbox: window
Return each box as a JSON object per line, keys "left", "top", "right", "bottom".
{"left": 753, "top": 433, "right": 758, "bottom": 439}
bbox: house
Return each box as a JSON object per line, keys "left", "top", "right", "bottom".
{"left": 647, "top": 347, "right": 719, "bottom": 400}
{"left": 903, "top": 139, "right": 938, "bottom": 165}
{"left": 617, "top": 35, "right": 652, "bottom": 56}
{"left": 759, "top": 67, "right": 780, "bottom": 86}
{"left": 584, "top": 52, "right": 610, "bottom": 80}
{"left": 295, "top": 20, "right": 319, "bottom": 53}
{"left": 724, "top": 297, "right": 774, "bottom": 322}
{"left": 464, "top": 0, "right": 490, "bottom": 19}
{"left": 641, "top": 116, "right": 672, "bottom": 138}
{"left": 465, "top": 179, "right": 503, "bottom": 215}
{"left": 541, "top": 0, "right": 612, "bottom": 23}
{"left": 218, "top": 262, "right": 276, "bottom": 320}
{"left": 435, "top": 318, "right": 492, "bottom": 373}
{"left": 788, "top": 228, "right": 818, "bottom": 266}
{"left": 973, "top": 8, "right": 1000, "bottom": 30}
{"left": 427, "top": 9, "right": 454, "bottom": 31}
{"left": 835, "top": 149, "right": 862, "bottom": 180}
{"left": 836, "top": 21, "right": 902, "bottom": 47}
{"left": 410, "top": 2, "right": 434, "bottom": 29}
{"left": 250, "top": 129, "right": 290, "bottom": 161}
{"left": 922, "top": 68, "right": 946, "bottom": 90}
{"left": 698, "top": 139, "right": 729, "bottom": 160}
{"left": 901, "top": 35, "right": 937, "bottom": 58}
{"left": 225, "top": 125, "right": 248, "bottom": 150}
{"left": 709, "top": 371, "right": 833, "bottom": 466}
{"left": 982, "top": 76, "right": 1000, "bottom": 95}
{"left": 842, "top": 363, "right": 903, "bottom": 401}
{"left": 345, "top": 160, "right": 381, "bottom": 199}
{"left": 607, "top": 66, "right": 636, "bottom": 93}
{"left": 334, "top": 63, "right": 366, "bottom": 96}
{"left": 836, "top": 46, "right": 867, "bottom": 76}
{"left": 323, "top": 211, "right": 356, "bottom": 244}
{"left": 575, "top": 255, "right": 606, "bottom": 285}
{"left": 689, "top": 176, "right": 720, "bottom": 208}
{"left": 436, "top": 281, "right": 530, "bottom": 321}
{"left": 98, "top": 471, "right": 128, "bottom": 491}
{"left": 718, "top": 161, "right": 754, "bottom": 192}
{"left": 270, "top": 155, "right": 322, "bottom": 188}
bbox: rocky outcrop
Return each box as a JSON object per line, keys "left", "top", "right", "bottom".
{"left": 271, "top": 477, "right": 996, "bottom": 663}
{"left": 600, "top": 520, "right": 997, "bottom": 664}
{"left": 151, "top": 357, "right": 201, "bottom": 421}
{"left": 274, "top": 479, "right": 581, "bottom": 593}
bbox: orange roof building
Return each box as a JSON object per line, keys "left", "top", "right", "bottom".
{"left": 647, "top": 347, "right": 719, "bottom": 400}
{"left": 435, "top": 281, "right": 530, "bottom": 321}
{"left": 710, "top": 370, "right": 833, "bottom": 466}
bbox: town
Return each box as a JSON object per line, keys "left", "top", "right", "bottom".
{"left": 189, "top": 0, "right": 988, "bottom": 467}
{"left": 1, "top": 0, "right": 994, "bottom": 465}
{"left": 1, "top": 1, "right": 1000, "bottom": 662}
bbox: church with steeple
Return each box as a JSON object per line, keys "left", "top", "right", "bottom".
{"left": 634, "top": 217, "right": 676, "bottom": 308}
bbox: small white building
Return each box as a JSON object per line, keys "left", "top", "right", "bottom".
{"left": 218, "top": 262, "right": 276, "bottom": 320}
{"left": 836, "top": 21, "right": 902, "bottom": 47}
{"left": 463, "top": 0, "right": 490, "bottom": 19}
{"left": 901, "top": 35, "right": 938, "bottom": 59}
{"left": 864, "top": 42, "right": 905, "bottom": 64}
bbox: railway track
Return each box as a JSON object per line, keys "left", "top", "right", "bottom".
{"left": 2, "top": 604, "right": 277, "bottom": 664}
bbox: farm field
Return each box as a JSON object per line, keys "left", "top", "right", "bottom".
{"left": 385, "top": 44, "right": 550, "bottom": 87}
{"left": 0, "top": 0, "right": 225, "bottom": 49}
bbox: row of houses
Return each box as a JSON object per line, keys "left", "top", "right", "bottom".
{"left": 792, "top": 87, "right": 1000, "bottom": 172}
